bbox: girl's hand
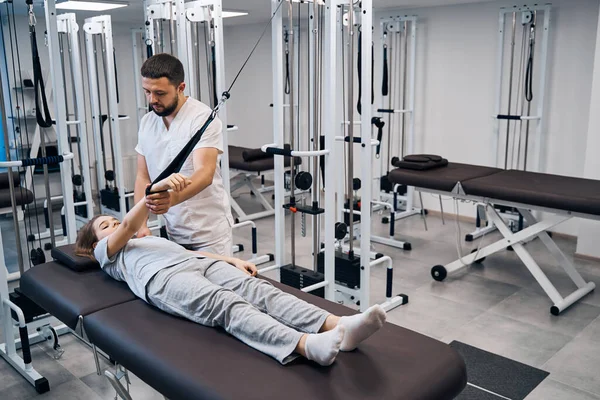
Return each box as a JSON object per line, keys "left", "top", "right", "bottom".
{"left": 233, "top": 259, "right": 258, "bottom": 277}
{"left": 154, "top": 173, "right": 191, "bottom": 193}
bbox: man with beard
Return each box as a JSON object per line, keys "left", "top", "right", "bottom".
{"left": 134, "top": 53, "right": 234, "bottom": 255}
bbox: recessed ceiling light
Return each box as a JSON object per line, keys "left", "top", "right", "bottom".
{"left": 222, "top": 11, "right": 248, "bottom": 19}
{"left": 56, "top": 1, "right": 128, "bottom": 12}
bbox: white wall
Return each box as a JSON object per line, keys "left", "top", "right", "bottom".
{"left": 371, "top": 0, "right": 599, "bottom": 236}
{"left": 576, "top": 3, "right": 600, "bottom": 258}
{"left": 216, "top": 1, "right": 600, "bottom": 236}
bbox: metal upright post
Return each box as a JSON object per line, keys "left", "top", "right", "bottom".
{"left": 323, "top": 0, "right": 337, "bottom": 302}
{"left": 359, "top": 0, "right": 373, "bottom": 311}
{"left": 211, "top": 1, "right": 231, "bottom": 196}
{"left": 272, "top": 0, "right": 286, "bottom": 273}
{"left": 45, "top": 0, "right": 76, "bottom": 242}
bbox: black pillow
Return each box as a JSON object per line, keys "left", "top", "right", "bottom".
{"left": 51, "top": 244, "right": 100, "bottom": 272}
{"left": 242, "top": 148, "right": 271, "bottom": 162}
{"left": 393, "top": 154, "right": 449, "bottom": 171}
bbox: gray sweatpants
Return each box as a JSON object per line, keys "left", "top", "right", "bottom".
{"left": 146, "top": 258, "right": 330, "bottom": 364}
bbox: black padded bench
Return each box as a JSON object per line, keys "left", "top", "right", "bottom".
{"left": 388, "top": 160, "right": 599, "bottom": 315}
{"left": 18, "top": 244, "right": 467, "bottom": 400}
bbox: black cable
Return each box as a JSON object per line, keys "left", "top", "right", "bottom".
{"left": 10, "top": 1, "right": 43, "bottom": 260}
{"left": 28, "top": 8, "right": 53, "bottom": 128}
{"left": 524, "top": 25, "right": 535, "bottom": 102}
{"left": 284, "top": 31, "right": 290, "bottom": 95}
{"left": 382, "top": 33, "right": 388, "bottom": 96}
{"left": 227, "top": 0, "right": 284, "bottom": 94}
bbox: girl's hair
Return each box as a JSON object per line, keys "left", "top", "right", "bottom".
{"left": 75, "top": 215, "right": 106, "bottom": 259}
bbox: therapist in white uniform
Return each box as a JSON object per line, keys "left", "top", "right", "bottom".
{"left": 134, "top": 53, "right": 234, "bottom": 256}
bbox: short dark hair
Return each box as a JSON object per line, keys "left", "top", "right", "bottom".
{"left": 140, "top": 53, "right": 185, "bottom": 86}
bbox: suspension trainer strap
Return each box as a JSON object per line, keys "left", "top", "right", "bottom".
{"left": 27, "top": 1, "right": 53, "bottom": 128}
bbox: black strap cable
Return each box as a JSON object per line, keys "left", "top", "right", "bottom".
{"left": 284, "top": 30, "right": 290, "bottom": 95}
{"left": 146, "top": 0, "right": 285, "bottom": 195}
{"left": 524, "top": 21, "right": 535, "bottom": 102}
{"left": 27, "top": 1, "right": 53, "bottom": 129}
{"left": 382, "top": 31, "right": 388, "bottom": 96}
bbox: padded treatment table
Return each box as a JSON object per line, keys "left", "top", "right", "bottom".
{"left": 19, "top": 246, "right": 467, "bottom": 400}
{"left": 388, "top": 162, "right": 598, "bottom": 315}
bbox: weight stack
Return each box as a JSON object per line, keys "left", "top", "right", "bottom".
{"left": 317, "top": 250, "right": 361, "bottom": 289}
{"left": 280, "top": 264, "right": 325, "bottom": 298}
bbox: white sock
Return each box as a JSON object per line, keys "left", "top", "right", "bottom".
{"left": 338, "top": 305, "right": 386, "bottom": 351}
{"left": 304, "top": 325, "right": 345, "bottom": 366}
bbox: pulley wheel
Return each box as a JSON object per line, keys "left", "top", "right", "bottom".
{"left": 30, "top": 248, "right": 46, "bottom": 266}
{"left": 295, "top": 171, "right": 313, "bottom": 191}
{"left": 335, "top": 222, "right": 348, "bottom": 240}
{"left": 72, "top": 174, "right": 83, "bottom": 186}
{"left": 105, "top": 170, "right": 115, "bottom": 182}
{"left": 353, "top": 178, "right": 361, "bottom": 191}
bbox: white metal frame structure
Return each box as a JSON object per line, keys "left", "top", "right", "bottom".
{"left": 329, "top": 0, "right": 407, "bottom": 312}
{"left": 261, "top": 0, "right": 335, "bottom": 303}
{"left": 84, "top": 15, "right": 130, "bottom": 220}
{"left": 468, "top": 4, "right": 551, "bottom": 241}
{"left": 419, "top": 185, "right": 595, "bottom": 315}
{"left": 375, "top": 15, "right": 420, "bottom": 224}
{"left": 131, "top": 28, "right": 148, "bottom": 127}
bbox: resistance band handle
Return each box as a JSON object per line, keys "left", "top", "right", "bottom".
{"left": 372, "top": 117, "right": 385, "bottom": 157}
{"left": 21, "top": 155, "right": 64, "bottom": 166}
{"left": 264, "top": 147, "right": 293, "bottom": 157}
{"left": 497, "top": 114, "right": 522, "bottom": 121}
{"left": 377, "top": 109, "right": 394, "bottom": 114}
{"left": 382, "top": 46, "right": 389, "bottom": 96}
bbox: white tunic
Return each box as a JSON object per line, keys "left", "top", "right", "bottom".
{"left": 135, "top": 97, "right": 233, "bottom": 247}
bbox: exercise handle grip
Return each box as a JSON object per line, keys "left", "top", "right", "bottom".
{"left": 497, "top": 114, "right": 522, "bottom": 121}
{"left": 263, "top": 147, "right": 293, "bottom": 157}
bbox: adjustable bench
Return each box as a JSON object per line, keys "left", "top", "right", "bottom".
{"left": 16, "top": 244, "right": 467, "bottom": 400}
{"left": 388, "top": 161, "right": 599, "bottom": 315}
{"left": 228, "top": 145, "right": 302, "bottom": 222}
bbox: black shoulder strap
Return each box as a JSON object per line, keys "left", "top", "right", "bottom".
{"left": 145, "top": 110, "right": 218, "bottom": 195}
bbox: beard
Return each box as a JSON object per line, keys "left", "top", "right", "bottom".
{"left": 151, "top": 96, "right": 179, "bottom": 117}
